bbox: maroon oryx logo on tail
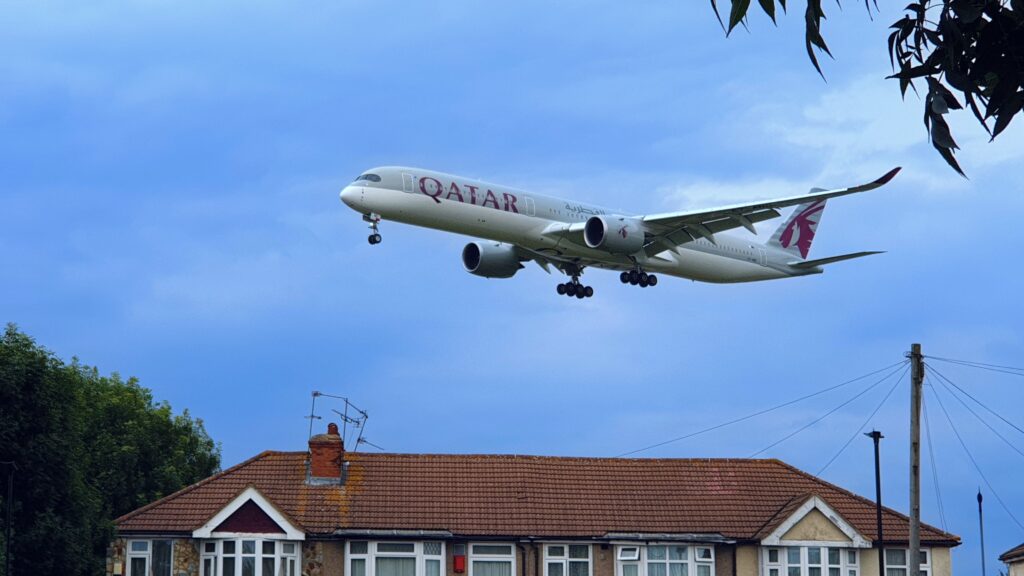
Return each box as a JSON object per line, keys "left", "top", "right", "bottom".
{"left": 779, "top": 200, "right": 825, "bottom": 259}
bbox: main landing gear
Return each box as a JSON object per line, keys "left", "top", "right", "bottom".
{"left": 620, "top": 269, "right": 658, "bottom": 288}
{"left": 556, "top": 280, "right": 594, "bottom": 299}
{"left": 364, "top": 213, "right": 382, "bottom": 245}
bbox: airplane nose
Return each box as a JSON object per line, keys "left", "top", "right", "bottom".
{"left": 339, "top": 185, "right": 361, "bottom": 209}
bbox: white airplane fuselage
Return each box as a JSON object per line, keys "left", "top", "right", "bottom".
{"left": 340, "top": 166, "right": 821, "bottom": 284}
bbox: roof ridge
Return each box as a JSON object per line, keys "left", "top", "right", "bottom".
{"left": 750, "top": 493, "right": 808, "bottom": 539}
{"left": 770, "top": 459, "right": 961, "bottom": 542}
{"left": 347, "top": 452, "right": 779, "bottom": 462}
{"left": 115, "top": 450, "right": 284, "bottom": 525}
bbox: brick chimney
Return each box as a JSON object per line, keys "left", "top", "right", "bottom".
{"left": 308, "top": 423, "right": 345, "bottom": 482}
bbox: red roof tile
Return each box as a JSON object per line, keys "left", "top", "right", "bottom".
{"left": 115, "top": 452, "right": 959, "bottom": 545}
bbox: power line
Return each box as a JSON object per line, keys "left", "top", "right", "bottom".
{"left": 615, "top": 360, "right": 908, "bottom": 458}
{"left": 921, "top": 377, "right": 948, "bottom": 531}
{"left": 816, "top": 364, "right": 909, "bottom": 476}
{"left": 749, "top": 362, "right": 909, "bottom": 458}
{"left": 926, "top": 367, "right": 1024, "bottom": 460}
{"left": 928, "top": 378, "right": 1024, "bottom": 533}
{"left": 927, "top": 364, "right": 1024, "bottom": 438}
{"left": 927, "top": 356, "right": 1024, "bottom": 377}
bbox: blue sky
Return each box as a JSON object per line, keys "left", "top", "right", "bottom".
{"left": 3, "top": 1, "right": 1024, "bottom": 572}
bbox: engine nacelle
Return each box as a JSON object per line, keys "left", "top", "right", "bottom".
{"left": 462, "top": 241, "right": 523, "bottom": 278}
{"left": 584, "top": 215, "right": 646, "bottom": 254}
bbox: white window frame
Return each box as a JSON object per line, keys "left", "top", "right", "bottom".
{"left": 763, "top": 546, "right": 860, "bottom": 576}
{"left": 200, "top": 538, "right": 300, "bottom": 576}
{"left": 614, "top": 544, "right": 715, "bottom": 576}
{"left": 127, "top": 539, "right": 174, "bottom": 576}
{"left": 469, "top": 543, "right": 517, "bottom": 576}
{"left": 884, "top": 548, "right": 931, "bottom": 576}
{"left": 347, "top": 541, "right": 448, "bottom": 576}
{"left": 544, "top": 543, "right": 593, "bottom": 576}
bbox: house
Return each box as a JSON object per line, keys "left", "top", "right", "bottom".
{"left": 1000, "top": 542, "right": 1024, "bottom": 576}
{"left": 109, "top": 424, "right": 959, "bottom": 576}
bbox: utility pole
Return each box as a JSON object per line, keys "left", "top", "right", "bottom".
{"left": 865, "top": 430, "right": 885, "bottom": 576}
{"left": 909, "top": 343, "right": 923, "bottom": 576}
{"left": 978, "top": 490, "right": 987, "bottom": 576}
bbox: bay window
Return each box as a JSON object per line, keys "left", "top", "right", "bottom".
{"left": 615, "top": 544, "right": 714, "bottom": 576}
{"left": 198, "top": 539, "right": 299, "bottom": 576}
{"left": 545, "top": 544, "right": 592, "bottom": 576}
{"left": 348, "top": 541, "right": 446, "bottom": 576}
{"left": 764, "top": 547, "right": 859, "bottom": 576}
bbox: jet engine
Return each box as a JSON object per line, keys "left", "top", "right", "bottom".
{"left": 462, "top": 241, "right": 524, "bottom": 278}
{"left": 584, "top": 215, "right": 646, "bottom": 254}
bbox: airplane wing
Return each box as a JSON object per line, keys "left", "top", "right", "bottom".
{"left": 639, "top": 167, "right": 901, "bottom": 255}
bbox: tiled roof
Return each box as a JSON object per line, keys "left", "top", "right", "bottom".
{"left": 115, "top": 452, "right": 959, "bottom": 545}
{"left": 1001, "top": 542, "right": 1024, "bottom": 562}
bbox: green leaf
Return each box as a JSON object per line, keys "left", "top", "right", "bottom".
{"left": 728, "top": 0, "right": 752, "bottom": 34}
{"left": 758, "top": 0, "right": 776, "bottom": 22}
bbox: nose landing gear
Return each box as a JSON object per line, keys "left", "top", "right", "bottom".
{"left": 364, "top": 213, "right": 382, "bottom": 245}
{"left": 620, "top": 268, "right": 658, "bottom": 288}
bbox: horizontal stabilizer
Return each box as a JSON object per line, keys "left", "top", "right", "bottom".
{"left": 788, "top": 251, "right": 885, "bottom": 269}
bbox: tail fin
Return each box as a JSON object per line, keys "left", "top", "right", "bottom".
{"left": 767, "top": 192, "right": 827, "bottom": 260}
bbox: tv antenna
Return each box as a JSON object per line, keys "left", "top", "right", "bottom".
{"left": 306, "top": 391, "right": 376, "bottom": 451}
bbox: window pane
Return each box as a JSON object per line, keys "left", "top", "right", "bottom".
{"left": 378, "top": 557, "right": 417, "bottom": 576}
{"left": 696, "top": 566, "right": 710, "bottom": 576}
{"left": 549, "top": 547, "right": 566, "bottom": 558}
{"left": 264, "top": 542, "right": 275, "bottom": 555}
{"left": 351, "top": 559, "right": 367, "bottom": 576}
{"left": 788, "top": 549, "right": 801, "bottom": 565}
{"left": 130, "top": 557, "right": 148, "bottom": 576}
{"left": 828, "top": 550, "right": 840, "bottom": 566}
{"left": 886, "top": 570, "right": 906, "bottom": 576}
{"left": 263, "top": 558, "right": 275, "bottom": 576}
{"left": 154, "top": 540, "right": 173, "bottom": 576}
{"left": 549, "top": 563, "right": 564, "bottom": 576}
{"left": 829, "top": 569, "right": 839, "bottom": 576}
{"left": 769, "top": 570, "right": 779, "bottom": 576}
{"left": 224, "top": 541, "right": 236, "bottom": 555}
{"left": 425, "top": 542, "right": 443, "bottom": 556}
{"left": 475, "top": 545, "right": 514, "bottom": 556}
{"left": 670, "top": 547, "right": 688, "bottom": 561}
{"left": 696, "top": 549, "right": 712, "bottom": 561}
{"left": 203, "top": 558, "right": 214, "bottom": 576}
{"left": 624, "top": 566, "right": 639, "bottom": 576}
{"left": 224, "top": 557, "right": 236, "bottom": 576}
{"left": 886, "top": 550, "right": 906, "bottom": 566}
{"left": 809, "top": 548, "right": 821, "bottom": 565}
{"left": 809, "top": 568, "right": 821, "bottom": 576}
{"left": 378, "top": 543, "right": 416, "bottom": 553}
{"left": 648, "top": 546, "right": 667, "bottom": 561}
{"left": 242, "top": 541, "right": 256, "bottom": 555}
{"left": 619, "top": 548, "right": 640, "bottom": 561}
{"left": 570, "top": 546, "right": 589, "bottom": 560}
{"left": 351, "top": 542, "right": 369, "bottom": 555}
{"left": 788, "top": 568, "right": 801, "bottom": 576}
{"left": 570, "top": 561, "right": 588, "bottom": 576}
{"left": 131, "top": 541, "right": 150, "bottom": 553}
{"left": 474, "top": 561, "right": 512, "bottom": 576}
{"left": 243, "top": 557, "right": 255, "bottom": 576}
{"left": 428, "top": 560, "right": 442, "bottom": 576}
{"left": 769, "top": 550, "right": 780, "bottom": 564}
{"left": 649, "top": 563, "right": 667, "bottom": 576}
{"left": 283, "top": 543, "right": 296, "bottom": 555}
{"left": 670, "top": 562, "right": 688, "bottom": 576}
{"left": 205, "top": 542, "right": 217, "bottom": 554}
{"left": 847, "top": 551, "right": 857, "bottom": 565}
{"left": 287, "top": 559, "right": 296, "bottom": 576}
{"left": 919, "top": 551, "right": 928, "bottom": 566}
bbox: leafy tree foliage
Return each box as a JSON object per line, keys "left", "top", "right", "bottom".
{"left": 0, "top": 325, "right": 220, "bottom": 576}
{"left": 711, "top": 0, "right": 1024, "bottom": 175}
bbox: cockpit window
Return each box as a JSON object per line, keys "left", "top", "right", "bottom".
{"left": 354, "top": 173, "right": 382, "bottom": 183}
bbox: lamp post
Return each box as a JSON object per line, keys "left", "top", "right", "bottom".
{"left": 864, "top": 431, "right": 884, "bottom": 576}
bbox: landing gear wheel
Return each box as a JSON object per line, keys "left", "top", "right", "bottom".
{"left": 556, "top": 283, "right": 567, "bottom": 295}
{"left": 648, "top": 274, "right": 658, "bottom": 286}
{"left": 368, "top": 233, "right": 382, "bottom": 245}
{"left": 629, "top": 270, "right": 640, "bottom": 284}
{"left": 620, "top": 272, "right": 630, "bottom": 284}
{"left": 584, "top": 286, "right": 594, "bottom": 298}
{"left": 566, "top": 283, "right": 577, "bottom": 296}
{"left": 575, "top": 289, "right": 586, "bottom": 299}
{"left": 639, "top": 277, "right": 649, "bottom": 288}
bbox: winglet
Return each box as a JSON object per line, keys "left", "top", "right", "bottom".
{"left": 875, "top": 167, "right": 902, "bottom": 186}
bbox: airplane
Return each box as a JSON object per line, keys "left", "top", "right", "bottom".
{"left": 339, "top": 166, "right": 901, "bottom": 298}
